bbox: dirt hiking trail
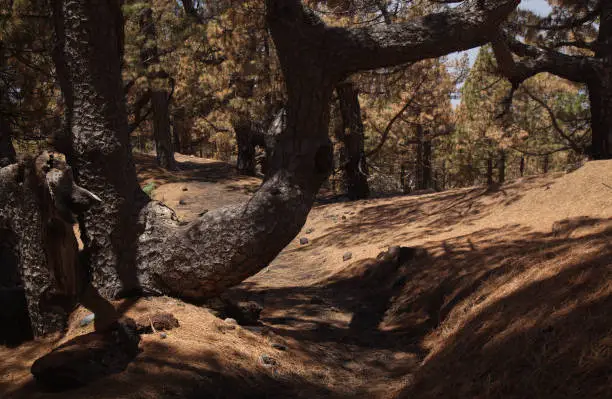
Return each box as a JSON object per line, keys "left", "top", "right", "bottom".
{"left": 2, "top": 153, "right": 611, "bottom": 398}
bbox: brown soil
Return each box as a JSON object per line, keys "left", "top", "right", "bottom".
{"left": 2, "top": 154, "right": 611, "bottom": 398}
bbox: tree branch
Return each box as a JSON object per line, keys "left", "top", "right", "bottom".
{"left": 334, "top": 0, "right": 520, "bottom": 74}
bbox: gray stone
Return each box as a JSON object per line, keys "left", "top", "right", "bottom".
{"left": 343, "top": 252, "right": 353, "bottom": 261}
{"left": 259, "top": 354, "right": 277, "bottom": 367}
{"left": 299, "top": 237, "right": 309, "bottom": 245}
{"left": 79, "top": 313, "right": 95, "bottom": 327}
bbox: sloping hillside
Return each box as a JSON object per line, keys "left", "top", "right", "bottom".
{"left": 1, "top": 155, "right": 610, "bottom": 398}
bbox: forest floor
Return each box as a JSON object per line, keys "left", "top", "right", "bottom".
{"left": 2, "top": 153, "right": 611, "bottom": 398}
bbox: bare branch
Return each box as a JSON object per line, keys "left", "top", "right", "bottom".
{"left": 366, "top": 80, "right": 425, "bottom": 158}
{"left": 523, "top": 87, "right": 584, "bottom": 154}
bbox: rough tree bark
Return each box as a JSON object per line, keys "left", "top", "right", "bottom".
{"left": 45, "top": 0, "right": 520, "bottom": 307}
{"left": 53, "top": 0, "right": 145, "bottom": 297}
{"left": 336, "top": 82, "right": 369, "bottom": 200}
{"left": 139, "top": 4, "right": 176, "bottom": 170}
{"left": 0, "top": 154, "right": 115, "bottom": 336}
{"left": 492, "top": 0, "right": 612, "bottom": 159}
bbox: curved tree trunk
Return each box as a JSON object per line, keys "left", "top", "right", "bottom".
{"left": 336, "top": 82, "right": 369, "bottom": 200}
{"left": 46, "top": 0, "right": 519, "bottom": 310}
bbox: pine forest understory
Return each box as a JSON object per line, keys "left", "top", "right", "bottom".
{"left": 0, "top": 0, "right": 611, "bottom": 398}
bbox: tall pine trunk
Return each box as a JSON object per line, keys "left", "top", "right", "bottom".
{"left": 0, "top": 45, "right": 16, "bottom": 167}
{"left": 139, "top": 5, "right": 176, "bottom": 170}
{"left": 589, "top": 1, "right": 612, "bottom": 159}
{"left": 53, "top": 0, "right": 145, "bottom": 297}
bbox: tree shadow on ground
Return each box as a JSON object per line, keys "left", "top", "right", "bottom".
{"left": 134, "top": 153, "right": 260, "bottom": 186}
{"left": 232, "top": 217, "right": 611, "bottom": 397}
{"left": 297, "top": 174, "right": 563, "bottom": 252}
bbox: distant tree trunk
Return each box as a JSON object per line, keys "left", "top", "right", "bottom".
{"left": 422, "top": 139, "right": 433, "bottom": 190}
{"left": 233, "top": 117, "right": 257, "bottom": 176}
{"left": 336, "top": 82, "right": 369, "bottom": 200}
{"left": 172, "top": 107, "right": 190, "bottom": 154}
{"left": 542, "top": 154, "right": 550, "bottom": 173}
{"left": 139, "top": 5, "right": 175, "bottom": 170}
{"left": 0, "top": 46, "right": 16, "bottom": 167}
{"left": 588, "top": 3, "right": 612, "bottom": 160}
{"left": 400, "top": 163, "right": 409, "bottom": 193}
{"left": 486, "top": 157, "right": 494, "bottom": 186}
{"left": 416, "top": 125, "right": 424, "bottom": 189}
{"left": 519, "top": 156, "right": 525, "bottom": 177}
{"left": 0, "top": 121, "right": 16, "bottom": 167}
{"left": 498, "top": 150, "right": 506, "bottom": 184}
{"left": 587, "top": 78, "right": 612, "bottom": 160}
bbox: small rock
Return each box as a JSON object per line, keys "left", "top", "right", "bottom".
{"left": 159, "top": 332, "right": 167, "bottom": 339}
{"left": 178, "top": 199, "right": 187, "bottom": 205}
{"left": 271, "top": 343, "right": 287, "bottom": 351}
{"left": 259, "top": 354, "right": 277, "bottom": 367}
{"left": 299, "top": 237, "right": 309, "bottom": 245}
{"left": 182, "top": 187, "right": 188, "bottom": 192}
{"left": 224, "top": 318, "right": 238, "bottom": 325}
{"left": 343, "top": 252, "right": 353, "bottom": 261}
{"left": 305, "top": 228, "right": 315, "bottom": 234}
{"left": 79, "top": 313, "right": 95, "bottom": 327}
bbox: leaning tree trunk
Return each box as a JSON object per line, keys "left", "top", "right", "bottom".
{"left": 139, "top": 4, "right": 176, "bottom": 170}
{"left": 48, "top": 0, "right": 519, "bottom": 304}
{"left": 336, "top": 82, "right": 369, "bottom": 200}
